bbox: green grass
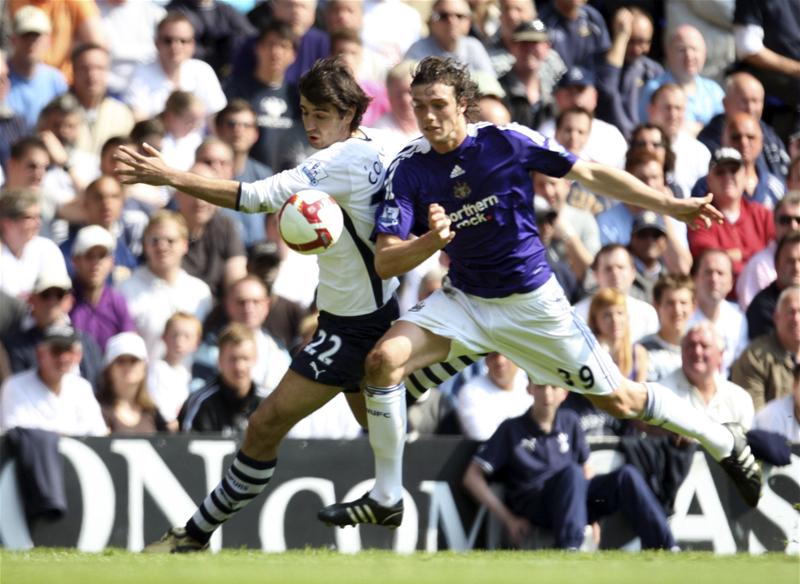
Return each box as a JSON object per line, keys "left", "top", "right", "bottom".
{"left": 1, "top": 549, "right": 797, "bottom": 584}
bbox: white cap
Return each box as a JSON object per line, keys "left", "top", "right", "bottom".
{"left": 13, "top": 6, "right": 51, "bottom": 36}
{"left": 33, "top": 271, "right": 72, "bottom": 295}
{"left": 104, "top": 332, "right": 148, "bottom": 366}
{"left": 73, "top": 225, "right": 115, "bottom": 257}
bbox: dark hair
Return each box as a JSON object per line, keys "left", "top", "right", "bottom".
{"left": 298, "top": 56, "right": 371, "bottom": 132}
{"left": 411, "top": 56, "right": 480, "bottom": 123}
{"left": 215, "top": 98, "right": 257, "bottom": 133}
{"left": 156, "top": 11, "right": 194, "bottom": 36}
{"left": 555, "top": 106, "right": 592, "bottom": 131}
{"left": 71, "top": 42, "right": 108, "bottom": 64}
{"left": 257, "top": 19, "right": 295, "bottom": 45}
{"left": 775, "top": 230, "right": 800, "bottom": 265}
{"left": 592, "top": 243, "right": 631, "bottom": 271}
{"left": 652, "top": 274, "right": 696, "bottom": 305}
{"left": 101, "top": 135, "right": 136, "bottom": 158}
{"left": 130, "top": 118, "right": 165, "bottom": 143}
{"left": 624, "top": 148, "right": 663, "bottom": 175}
{"left": 330, "top": 28, "right": 362, "bottom": 48}
{"left": 630, "top": 123, "right": 676, "bottom": 173}
{"left": 9, "top": 136, "right": 49, "bottom": 161}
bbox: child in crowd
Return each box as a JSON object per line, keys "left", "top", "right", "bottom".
{"left": 147, "top": 312, "right": 203, "bottom": 428}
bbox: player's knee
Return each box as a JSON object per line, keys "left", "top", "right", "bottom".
{"left": 364, "top": 344, "right": 398, "bottom": 380}
{"left": 245, "top": 403, "right": 284, "bottom": 448}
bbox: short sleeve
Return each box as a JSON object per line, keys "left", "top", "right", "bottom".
{"left": 373, "top": 158, "right": 421, "bottom": 240}
{"left": 502, "top": 124, "right": 578, "bottom": 178}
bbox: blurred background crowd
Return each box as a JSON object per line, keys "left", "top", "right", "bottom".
{"left": 0, "top": 0, "right": 798, "bottom": 452}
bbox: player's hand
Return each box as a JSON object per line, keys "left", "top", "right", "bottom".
{"left": 428, "top": 203, "right": 456, "bottom": 248}
{"left": 667, "top": 193, "right": 724, "bottom": 230}
{"left": 504, "top": 515, "right": 532, "bottom": 547}
{"left": 114, "top": 143, "right": 174, "bottom": 187}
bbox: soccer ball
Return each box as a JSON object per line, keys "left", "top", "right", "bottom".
{"left": 278, "top": 189, "right": 344, "bottom": 255}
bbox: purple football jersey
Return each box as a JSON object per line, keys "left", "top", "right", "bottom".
{"left": 375, "top": 123, "right": 577, "bottom": 298}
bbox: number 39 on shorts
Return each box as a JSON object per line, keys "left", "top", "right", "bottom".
{"left": 556, "top": 365, "right": 595, "bottom": 390}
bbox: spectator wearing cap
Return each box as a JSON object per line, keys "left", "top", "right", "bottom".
{"left": 732, "top": 285, "right": 800, "bottom": 413}
{"left": 405, "top": 0, "right": 495, "bottom": 76}
{"left": 499, "top": 18, "right": 557, "bottom": 131}
{"left": 214, "top": 100, "right": 273, "bottom": 249}
{"left": 97, "top": 331, "right": 168, "bottom": 435}
{"left": 532, "top": 170, "right": 599, "bottom": 286}
{"left": 540, "top": 65, "right": 628, "bottom": 170}
{"left": 69, "top": 43, "right": 135, "bottom": 158}
{"left": 639, "top": 25, "right": 725, "bottom": 135}
{"left": 628, "top": 212, "right": 669, "bottom": 302}
{"left": 647, "top": 83, "right": 712, "bottom": 197}
{"left": 0, "top": 323, "right": 107, "bottom": 435}
{"left": 660, "top": 322, "right": 754, "bottom": 429}
{"left": 68, "top": 225, "right": 137, "bottom": 353}
{"left": 752, "top": 350, "right": 800, "bottom": 443}
{"left": 745, "top": 231, "right": 800, "bottom": 341}
{"left": 486, "top": 1, "right": 566, "bottom": 86}
{"left": 736, "top": 192, "right": 800, "bottom": 309}
{"left": 692, "top": 112, "right": 785, "bottom": 210}
{"left": 5, "top": 271, "right": 103, "bottom": 389}
{"left": 6, "top": 5, "right": 67, "bottom": 130}
{"left": 119, "top": 210, "right": 212, "bottom": 360}
{"left": 596, "top": 151, "right": 692, "bottom": 279}
{"left": 687, "top": 249, "right": 749, "bottom": 378}
{"left": 687, "top": 147, "right": 775, "bottom": 284}
{"left": 58, "top": 176, "right": 139, "bottom": 284}
{"left": 538, "top": 0, "right": 610, "bottom": 72}
{"left": 697, "top": 73, "right": 790, "bottom": 181}
{"left": 595, "top": 7, "right": 663, "bottom": 139}
{"left": 0, "top": 188, "right": 68, "bottom": 299}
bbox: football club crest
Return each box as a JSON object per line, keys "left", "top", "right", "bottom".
{"left": 453, "top": 181, "right": 471, "bottom": 199}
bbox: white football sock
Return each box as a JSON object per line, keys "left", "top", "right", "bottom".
{"left": 642, "top": 382, "right": 734, "bottom": 460}
{"left": 365, "top": 383, "right": 406, "bottom": 506}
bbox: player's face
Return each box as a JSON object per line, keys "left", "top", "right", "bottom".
{"left": 655, "top": 288, "right": 694, "bottom": 334}
{"left": 696, "top": 252, "right": 733, "bottom": 302}
{"left": 411, "top": 82, "right": 468, "bottom": 154}
{"left": 219, "top": 340, "right": 257, "bottom": 392}
{"left": 299, "top": 96, "right": 355, "bottom": 149}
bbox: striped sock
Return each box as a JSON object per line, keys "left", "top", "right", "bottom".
{"left": 185, "top": 450, "right": 276, "bottom": 544}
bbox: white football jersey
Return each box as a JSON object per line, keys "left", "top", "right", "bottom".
{"left": 238, "top": 128, "right": 400, "bottom": 317}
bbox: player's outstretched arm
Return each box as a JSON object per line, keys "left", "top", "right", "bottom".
{"left": 115, "top": 143, "right": 241, "bottom": 209}
{"left": 374, "top": 204, "right": 455, "bottom": 279}
{"left": 566, "top": 160, "right": 724, "bottom": 230}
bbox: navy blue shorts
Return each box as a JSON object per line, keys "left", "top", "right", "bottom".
{"left": 289, "top": 298, "right": 400, "bottom": 392}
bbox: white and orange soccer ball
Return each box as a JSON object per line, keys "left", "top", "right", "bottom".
{"left": 278, "top": 189, "right": 344, "bottom": 255}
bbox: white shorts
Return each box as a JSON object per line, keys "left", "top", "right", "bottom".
{"left": 400, "top": 276, "right": 622, "bottom": 396}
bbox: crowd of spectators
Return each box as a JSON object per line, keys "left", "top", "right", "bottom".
{"left": 0, "top": 0, "right": 798, "bottom": 548}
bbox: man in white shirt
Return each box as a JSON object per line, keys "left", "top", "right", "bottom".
{"left": 647, "top": 83, "right": 711, "bottom": 196}
{"left": 753, "top": 363, "right": 800, "bottom": 443}
{"left": 688, "top": 249, "right": 748, "bottom": 378}
{"left": 573, "top": 244, "right": 659, "bottom": 342}
{"left": 661, "top": 322, "right": 754, "bottom": 429}
{"left": 119, "top": 210, "right": 212, "bottom": 360}
{"left": 124, "top": 12, "right": 225, "bottom": 122}
{"left": 0, "top": 324, "right": 107, "bottom": 436}
{"left": 456, "top": 352, "right": 532, "bottom": 440}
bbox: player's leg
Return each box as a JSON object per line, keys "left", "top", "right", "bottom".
{"left": 586, "top": 466, "right": 676, "bottom": 550}
{"left": 490, "top": 276, "right": 761, "bottom": 507}
{"left": 145, "top": 370, "right": 339, "bottom": 552}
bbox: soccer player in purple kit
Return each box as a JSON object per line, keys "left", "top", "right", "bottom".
{"left": 318, "top": 56, "right": 762, "bottom": 528}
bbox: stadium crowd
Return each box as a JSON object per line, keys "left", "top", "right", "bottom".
{"left": 0, "top": 0, "right": 798, "bottom": 550}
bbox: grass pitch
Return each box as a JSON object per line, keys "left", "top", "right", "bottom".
{"left": 2, "top": 549, "right": 797, "bottom": 584}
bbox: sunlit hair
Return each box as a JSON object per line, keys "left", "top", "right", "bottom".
{"left": 652, "top": 274, "right": 696, "bottom": 305}
{"left": 588, "top": 288, "right": 633, "bottom": 377}
{"left": 298, "top": 55, "right": 370, "bottom": 132}
{"left": 163, "top": 311, "right": 202, "bottom": 339}
{"left": 411, "top": 56, "right": 480, "bottom": 123}
{"left": 144, "top": 209, "right": 189, "bottom": 241}
{"left": 218, "top": 322, "right": 256, "bottom": 352}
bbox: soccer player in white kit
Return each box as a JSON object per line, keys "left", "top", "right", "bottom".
{"left": 115, "top": 57, "right": 471, "bottom": 551}
{"left": 318, "top": 56, "right": 762, "bottom": 528}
